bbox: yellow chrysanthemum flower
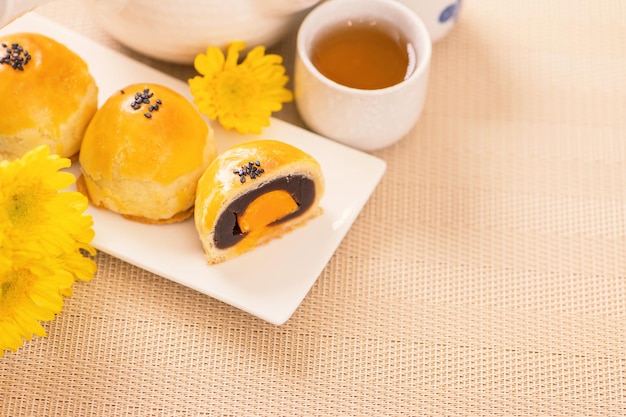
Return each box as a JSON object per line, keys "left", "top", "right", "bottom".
{"left": 189, "top": 41, "right": 293, "bottom": 134}
{"left": 0, "top": 146, "right": 96, "bottom": 357}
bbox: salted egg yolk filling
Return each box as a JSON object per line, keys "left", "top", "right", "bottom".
{"left": 237, "top": 190, "right": 298, "bottom": 233}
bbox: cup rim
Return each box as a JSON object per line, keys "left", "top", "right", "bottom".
{"left": 296, "top": 0, "right": 432, "bottom": 95}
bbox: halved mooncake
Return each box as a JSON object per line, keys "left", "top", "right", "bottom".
{"left": 194, "top": 140, "right": 325, "bottom": 264}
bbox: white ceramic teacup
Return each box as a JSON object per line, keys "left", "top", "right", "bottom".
{"left": 294, "top": 0, "right": 432, "bottom": 151}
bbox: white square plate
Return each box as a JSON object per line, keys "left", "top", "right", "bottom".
{"left": 1, "top": 13, "right": 387, "bottom": 325}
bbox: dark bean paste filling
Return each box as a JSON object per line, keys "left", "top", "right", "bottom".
{"left": 214, "top": 175, "right": 316, "bottom": 249}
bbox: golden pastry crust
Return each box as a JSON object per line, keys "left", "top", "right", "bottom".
{"left": 79, "top": 83, "right": 217, "bottom": 223}
{"left": 195, "top": 139, "right": 325, "bottom": 264}
{"left": 0, "top": 32, "right": 98, "bottom": 160}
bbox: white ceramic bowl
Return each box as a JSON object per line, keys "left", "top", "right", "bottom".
{"left": 86, "top": 0, "right": 322, "bottom": 64}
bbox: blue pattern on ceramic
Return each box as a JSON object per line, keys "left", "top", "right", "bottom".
{"left": 439, "top": 0, "right": 461, "bottom": 23}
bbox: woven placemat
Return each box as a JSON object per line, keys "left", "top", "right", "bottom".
{"left": 1, "top": 0, "right": 625, "bottom": 415}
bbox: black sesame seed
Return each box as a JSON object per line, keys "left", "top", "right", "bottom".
{"left": 144, "top": 113, "right": 152, "bottom": 118}
{"left": 129, "top": 88, "right": 163, "bottom": 113}
{"left": 232, "top": 160, "right": 264, "bottom": 183}
{"left": 1, "top": 42, "right": 31, "bottom": 70}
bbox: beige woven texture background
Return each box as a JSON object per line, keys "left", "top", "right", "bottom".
{"left": 2, "top": 0, "right": 625, "bottom": 415}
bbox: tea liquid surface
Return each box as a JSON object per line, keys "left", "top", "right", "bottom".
{"left": 311, "top": 21, "right": 415, "bottom": 90}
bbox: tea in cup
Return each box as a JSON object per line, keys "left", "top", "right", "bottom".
{"left": 294, "top": 0, "right": 431, "bottom": 151}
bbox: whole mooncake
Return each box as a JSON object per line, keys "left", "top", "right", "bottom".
{"left": 78, "top": 83, "right": 217, "bottom": 224}
{"left": 0, "top": 32, "right": 98, "bottom": 160}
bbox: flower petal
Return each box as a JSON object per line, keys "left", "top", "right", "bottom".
{"left": 225, "top": 41, "right": 246, "bottom": 68}
{"left": 194, "top": 46, "right": 225, "bottom": 76}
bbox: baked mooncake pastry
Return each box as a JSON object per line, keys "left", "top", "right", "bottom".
{"left": 0, "top": 32, "right": 98, "bottom": 160}
{"left": 194, "top": 140, "right": 325, "bottom": 264}
{"left": 78, "top": 83, "right": 217, "bottom": 224}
